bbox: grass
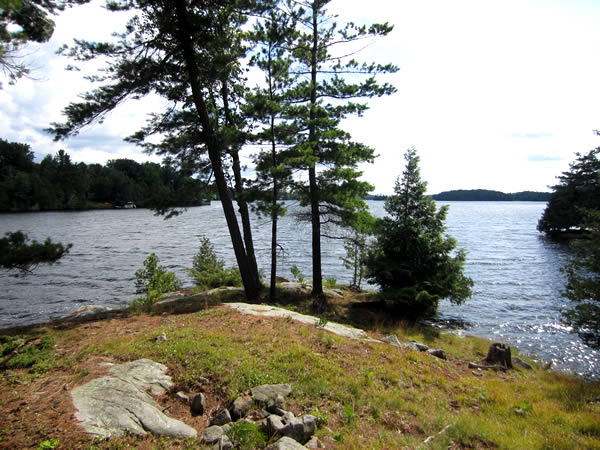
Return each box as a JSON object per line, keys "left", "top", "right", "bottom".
{"left": 0, "top": 289, "right": 599, "bottom": 449}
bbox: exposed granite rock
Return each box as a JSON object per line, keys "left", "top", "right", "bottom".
{"left": 305, "top": 436, "right": 324, "bottom": 448}
{"left": 251, "top": 384, "right": 292, "bottom": 404}
{"left": 71, "top": 359, "right": 196, "bottom": 439}
{"left": 226, "top": 303, "right": 371, "bottom": 340}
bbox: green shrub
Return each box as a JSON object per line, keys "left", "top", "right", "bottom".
{"left": 226, "top": 422, "right": 267, "bottom": 449}
{"left": 324, "top": 276, "right": 337, "bottom": 288}
{"left": 290, "top": 264, "right": 305, "bottom": 283}
{"left": 188, "top": 236, "right": 242, "bottom": 289}
{"left": 130, "top": 253, "right": 181, "bottom": 311}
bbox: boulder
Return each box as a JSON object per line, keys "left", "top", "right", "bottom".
{"left": 176, "top": 391, "right": 189, "bottom": 404}
{"left": 230, "top": 395, "right": 253, "bottom": 420}
{"left": 210, "top": 408, "right": 232, "bottom": 426}
{"left": 265, "top": 436, "right": 308, "bottom": 449}
{"left": 71, "top": 359, "right": 196, "bottom": 439}
{"left": 427, "top": 349, "right": 447, "bottom": 360}
{"left": 191, "top": 393, "right": 206, "bottom": 416}
{"left": 251, "top": 384, "right": 292, "bottom": 404}
{"left": 266, "top": 412, "right": 316, "bottom": 444}
{"left": 200, "top": 425, "right": 224, "bottom": 445}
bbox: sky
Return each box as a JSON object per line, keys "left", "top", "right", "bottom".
{"left": 1, "top": 0, "right": 600, "bottom": 195}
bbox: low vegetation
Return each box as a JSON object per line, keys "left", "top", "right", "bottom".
{"left": 0, "top": 288, "right": 599, "bottom": 449}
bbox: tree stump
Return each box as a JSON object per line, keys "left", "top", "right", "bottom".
{"left": 484, "top": 343, "right": 512, "bottom": 369}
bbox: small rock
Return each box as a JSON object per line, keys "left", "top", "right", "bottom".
{"left": 198, "top": 376, "right": 210, "bottom": 384}
{"left": 211, "top": 435, "right": 233, "bottom": 450}
{"left": 305, "top": 436, "right": 324, "bottom": 448}
{"left": 200, "top": 425, "right": 224, "bottom": 445}
{"left": 63, "top": 384, "right": 69, "bottom": 391}
{"left": 230, "top": 395, "right": 253, "bottom": 420}
{"left": 513, "top": 357, "right": 533, "bottom": 370}
{"left": 472, "top": 370, "right": 483, "bottom": 377}
{"left": 381, "top": 335, "right": 402, "bottom": 346}
{"left": 409, "top": 340, "right": 429, "bottom": 351}
{"left": 176, "top": 391, "right": 189, "bottom": 403}
{"left": 251, "top": 384, "right": 292, "bottom": 404}
{"left": 191, "top": 393, "right": 206, "bottom": 416}
{"left": 155, "top": 333, "right": 167, "bottom": 342}
{"left": 221, "top": 423, "right": 233, "bottom": 434}
{"left": 265, "top": 436, "right": 308, "bottom": 450}
{"left": 211, "top": 408, "right": 232, "bottom": 426}
{"left": 300, "top": 415, "right": 317, "bottom": 441}
{"left": 427, "top": 349, "right": 447, "bottom": 360}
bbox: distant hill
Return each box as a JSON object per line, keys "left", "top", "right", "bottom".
{"left": 432, "top": 189, "right": 551, "bottom": 202}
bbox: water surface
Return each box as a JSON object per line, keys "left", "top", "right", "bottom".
{"left": 0, "top": 201, "right": 597, "bottom": 378}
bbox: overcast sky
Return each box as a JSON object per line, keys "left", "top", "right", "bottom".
{"left": 1, "top": 0, "right": 599, "bottom": 195}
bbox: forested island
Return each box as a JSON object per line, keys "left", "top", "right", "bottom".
{"left": 0, "top": 140, "right": 211, "bottom": 212}
{"left": 432, "top": 189, "right": 550, "bottom": 201}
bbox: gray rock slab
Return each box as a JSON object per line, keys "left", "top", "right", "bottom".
{"left": 108, "top": 359, "right": 173, "bottom": 395}
{"left": 265, "top": 436, "right": 308, "bottom": 450}
{"left": 72, "top": 374, "right": 196, "bottom": 439}
{"left": 427, "top": 349, "right": 447, "bottom": 360}
{"left": 226, "top": 303, "right": 370, "bottom": 340}
{"left": 251, "top": 384, "right": 292, "bottom": 404}
{"left": 305, "top": 436, "right": 324, "bottom": 448}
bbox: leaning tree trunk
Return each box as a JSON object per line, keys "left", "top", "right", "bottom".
{"left": 173, "top": 0, "right": 258, "bottom": 302}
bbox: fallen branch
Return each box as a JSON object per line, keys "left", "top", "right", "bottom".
{"left": 420, "top": 424, "right": 454, "bottom": 447}
{"left": 468, "top": 362, "right": 507, "bottom": 371}
{"left": 0, "top": 337, "right": 41, "bottom": 368}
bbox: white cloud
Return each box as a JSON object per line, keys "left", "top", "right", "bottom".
{"left": 1, "top": 0, "right": 599, "bottom": 195}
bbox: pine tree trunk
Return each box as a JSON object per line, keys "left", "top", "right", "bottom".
{"left": 230, "top": 149, "right": 260, "bottom": 292}
{"left": 173, "top": 0, "right": 258, "bottom": 302}
{"left": 309, "top": 1, "right": 325, "bottom": 307}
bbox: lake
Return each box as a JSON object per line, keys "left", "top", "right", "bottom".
{"left": 0, "top": 201, "right": 598, "bottom": 379}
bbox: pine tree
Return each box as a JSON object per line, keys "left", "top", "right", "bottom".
{"left": 47, "top": 0, "right": 278, "bottom": 302}
{"left": 288, "top": 0, "right": 398, "bottom": 311}
{"left": 366, "top": 148, "right": 473, "bottom": 318}
{"left": 561, "top": 210, "right": 600, "bottom": 348}
{"left": 245, "top": 8, "right": 298, "bottom": 300}
{"left": 538, "top": 144, "right": 600, "bottom": 236}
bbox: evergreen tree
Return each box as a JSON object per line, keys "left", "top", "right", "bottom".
{"left": 365, "top": 148, "right": 473, "bottom": 318}
{"left": 561, "top": 209, "right": 600, "bottom": 348}
{"left": 538, "top": 143, "right": 600, "bottom": 236}
{"left": 47, "top": 0, "right": 279, "bottom": 302}
{"left": 245, "top": 8, "right": 297, "bottom": 300}
{"left": 288, "top": 0, "right": 398, "bottom": 311}
{"left": 1, "top": 0, "right": 89, "bottom": 85}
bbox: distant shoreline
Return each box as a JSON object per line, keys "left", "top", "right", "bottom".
{"left": 431, "top": 189, "right": 550, "bottom": 202}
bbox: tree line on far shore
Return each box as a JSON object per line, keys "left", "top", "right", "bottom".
{"left": 0, "top": 140, "right": 211, "bottom": 212}
{"left": 432, "top": 189, "right": 550, "bottom": 202}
